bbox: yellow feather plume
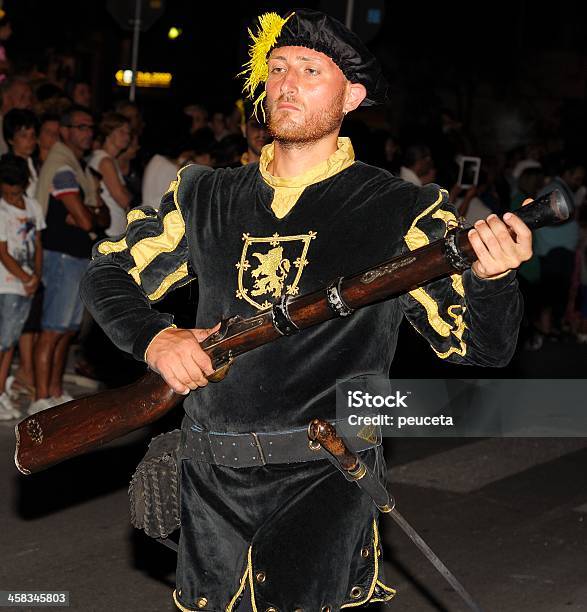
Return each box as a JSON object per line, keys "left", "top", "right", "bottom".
{"left": 238, "top": 11, "right": 293, "bottom": 122}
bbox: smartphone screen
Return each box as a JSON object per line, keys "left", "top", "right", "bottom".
{"left": 458, "top": 156, "right": 481, "bottom": 188}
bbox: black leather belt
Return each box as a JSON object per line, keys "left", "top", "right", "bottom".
{"left": 180, "top": 421, "right": 380, "bottom": 468}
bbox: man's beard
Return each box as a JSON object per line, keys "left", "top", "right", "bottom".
{"left": 265, "top": 88, "right": 345, "bottom": 147}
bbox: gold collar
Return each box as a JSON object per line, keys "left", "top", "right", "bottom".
{"left": 258, "top": 137, "right": 355, "bottom": 218}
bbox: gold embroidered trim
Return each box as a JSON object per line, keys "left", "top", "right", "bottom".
{"left": 404, "top": 188, "right": 468, "bottom": 357}
{"left": 97, "top": 236, "right": 127, "bottom": 255}
{"left": 471, "top": 268, "right": 511, "bottom": 281}
{"left": 172, "top": 589, "right": 197, "bottom": 611}
{"left": 341, "top": 519, "right": 381, "bottom": 608}
{"left": 147, "top": 261, "right": 190, "bottom": 301}
{"left": 96, "top": 210, "right": 148, "bottom": 256}
{"left": 172, "top": 164, "right": 193, "bottom": 225}
{"left": 408, "top": 288, "right": 452, "bottom": 337}
{"left": 369, "top": 579, "right": 397, "bottom": 603}
{"left": 126, "top": 163, "right": 193, "bottom": 296}
{"left": 236, "top": 231, "right": 317, "bottom": 310}
{"left": 431, "top": 207, "right": 465, "bottom": 297}
{"left": 127, "top": 208, "right": 148, "bottom": 223}
{"left": 403, "top": 189, "right": 444, "bottom": 251}
{"left": 246, "top": 546, "right": 260, "bottom": 612}
{"left": 259, "top": 138, "right": 355, "bottom": 219}
{"left": 225, "top": 556, "right": 250, "bottom": 612}
{"left": 451, "top": 274, "right": 465, "bottom": 297}
{"left": 126, "top": 208, "right": 185, "bottom": 277}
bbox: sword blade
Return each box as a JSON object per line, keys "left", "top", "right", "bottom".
{"left": 386, "top": 506, "right": 484, "bottom": 612}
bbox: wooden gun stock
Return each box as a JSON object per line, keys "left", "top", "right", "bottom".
{"left": 15, "top": 189, "right": 570, "bottom": 474}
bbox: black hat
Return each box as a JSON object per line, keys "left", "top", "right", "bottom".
{"left": 240, "top": 9, "right": 388, "bottom": 116}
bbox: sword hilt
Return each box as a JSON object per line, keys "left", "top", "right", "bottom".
{"left": 308, "top": 418, "right": 364, "bottom": 476}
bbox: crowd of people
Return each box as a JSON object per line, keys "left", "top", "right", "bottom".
{"left": 0, "top": 13, "right": 584, "bottom": 421}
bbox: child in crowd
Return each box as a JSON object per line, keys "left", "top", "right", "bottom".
{"left": 0, "top": 155, "right": 44, "bottom": 419}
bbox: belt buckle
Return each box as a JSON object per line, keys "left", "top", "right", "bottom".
{"left": 250, "top": 432, "right": 267, "bottom": 466}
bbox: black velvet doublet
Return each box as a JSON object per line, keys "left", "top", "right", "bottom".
{"left": 81, "top": 159, "right": 523, "bottom": 611}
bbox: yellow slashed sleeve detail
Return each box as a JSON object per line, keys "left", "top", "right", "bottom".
{"left": 97, "top": 236, "right": 127, "bottom": 255}
{"left": 126, "top": 209, "right": 148, "bottom": 223}
{"left": 96, "top": 163, "right": 194, "bottom": 303}
{"left": 166, "top": 180, "right": 178, "bottom": 194}
{"left": 127, "top": 209, "right": 185, "bottom": 275}
{"left": 147, "top": 262, "right": 189, "bottom": 301}
{"left": 95, "top": 208, "right": 149, "bottom": 256}
{"left": 403, "top": 188, "right": 468, "bottom": 358}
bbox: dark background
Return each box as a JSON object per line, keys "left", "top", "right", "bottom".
{"left": 6, "top": 0, "right": 587, "bottom": 158}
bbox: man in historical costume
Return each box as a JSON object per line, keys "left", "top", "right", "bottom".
{"left": 80, "top": 9, "right": 532, "bottom": 611}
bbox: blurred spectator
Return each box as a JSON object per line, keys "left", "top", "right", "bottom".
{"left": 142, "top": 137, "right": 197, "bottom": 209}
{"left": 209, "top": 108, "right": 229, "bottom": 142}
{"left": 2, "top": 110, "right": 43, "bottom": 391}
{"left": 400, "top": 144, "right": 433, "bottom": 186}
{"left": 455, "top": 184, "right": 491, "bottom": 225}
{"left": 0, "top": 10, "right": 12, "bottom": 82}
{"left": 184, "top": 103, "right": 208, "bottom": 135}
{"left": 477, "top": 156, "right": 510, "bottom": 216}
{"left": 225, "top": 102, "right": 245, "bottom": 136}
{"left": 240, "top": 110, "right": 269, "bottom": 165}
{"left": 35, "top": 82, "right": 64, "bottom": 104}
{"left": 383, "top": 133, "right": 401, "bottom": 174}
{"left": 3, "top": 108, "right": 39, "bottom": 197}
{"left": 31, "top": 105, "right": 108, "bottom": 414}
{"left": 0, "top": 77, "right": 34, "bottom": 154}
{"left": 66, "top": 79, "right": 92, "bottom": 108}
{"left": 192, "top": 131, "right": 215, "bottom": 167}
{"left": 533, "top": 160, "right": 584, "bottom": 340}
{"left": 0, "top": 155, "right": 44, "bottom": 419}
{"left": 511, "top": 143, "right": 544, "bottom": 182}
{"left": 213, "top": 134, "right": 246, "bottom": 168}
{"left": 114, "top": 99, "right": 144, "bottom": 138}
{"left": 510, "top": 167, "right": 545, "bottom": 349}
{"left": 89, "top": 112, "right": 132, "bottom": 237}
{"left": 37, "top": 113, "right": 60, "bottom": 163}
{"left": 117, "top": 130, "right": 141, "bottom": 206}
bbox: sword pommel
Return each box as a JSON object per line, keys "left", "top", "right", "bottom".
{"left": 307, "top": 418, "right": 360, "bottom": 472}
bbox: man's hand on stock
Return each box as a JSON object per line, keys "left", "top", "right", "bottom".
{"left": 145, "top": 323, "right": 221, "bottom": 395}
{"left": 468, "top": 198, "right": 533, "bottom": 279}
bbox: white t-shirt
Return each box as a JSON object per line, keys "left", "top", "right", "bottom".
{"left": 142, "top": 154, "right": 178, "bottom": 209}
{"left": 89, "top": 149, "right": 128, "bottom": 237}
{"left": 0, "top": 196, "right": 46, "bottom": 295}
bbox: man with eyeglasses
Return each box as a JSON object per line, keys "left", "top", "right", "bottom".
{"left": 32, "top": 104, "right": 108, "bottom": 414}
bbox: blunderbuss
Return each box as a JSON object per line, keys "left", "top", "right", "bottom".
{"left": 14, "top": 189, "right": 569, "bottom": 475}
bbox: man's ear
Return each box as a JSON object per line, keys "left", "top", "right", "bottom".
{"left": 343, "top": 82, "right": 367, "bottom": 114}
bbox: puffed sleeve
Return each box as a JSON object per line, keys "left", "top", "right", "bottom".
{"left": 398, "top": 184, "right": 523, "bottom": 366}
{"left": 80, "top": 163, "right": 212, "bottom": 361}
